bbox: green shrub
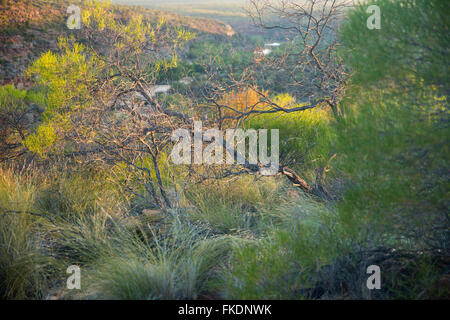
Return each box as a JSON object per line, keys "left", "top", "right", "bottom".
{"left": 221, "top": 195, "right": 342, "bottom": 299}
{"left": 223, "top": 0, "right": 449, "bottom": 300}
{"left": 337, "top": 0, "right": 449, "bottom": 250}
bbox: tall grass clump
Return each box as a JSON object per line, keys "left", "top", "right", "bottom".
{"left": 83, "top": 214, "right": 231, "bottom": 299}
{"left": 221, "top": 195, "right": 347, "bottom": 299}
{"left": 0, "top": 166, "right": 56, "bottom": 299}
{"left": 0, "top": 164, "right": 133, "bottom": 299}
{"left": 35, "top": 166, "right": 132, "bottom": 266}
{"left": 182, "top": 175, "right": 285, "bottom": 234}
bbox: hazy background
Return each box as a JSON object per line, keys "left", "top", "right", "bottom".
{"left": 111, "top": 0, "right": 248, "bottom": 21}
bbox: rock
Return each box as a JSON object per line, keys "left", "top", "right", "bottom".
{"left": 142, "top": 209, "right": 164, "bottom": 221}
{"left": 287, "top": 189, "right": 301, "bottom": 200}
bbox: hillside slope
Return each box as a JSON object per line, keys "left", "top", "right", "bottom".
{"left": 0, "top": 0, "right": 234, "bottom": 86}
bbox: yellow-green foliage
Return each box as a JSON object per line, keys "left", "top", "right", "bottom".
{"left": 27, "top": 38, "right": 98, "bottom": 119}
{"left": 0, "top": 84, "right": 27, "bottom": 111}
{"left": 82, "top": 0, "right": 113, "bottom": 31}
{"left": 82, "top": 0, "right": 194, "bottom": 68}
{"left": 0, "top": 84, "right": 45, "bottom": 114}
{"left": 0, "top": 84, "right": 46, "bottom": 158}
{"left": 245, "top": 93, "right": 334, "bottom": 176}
{"left": 23, "top": 123, "right": 56, "bottom": 158}
{"left": 25, "top": 38, "right": 98, "bottom": 157}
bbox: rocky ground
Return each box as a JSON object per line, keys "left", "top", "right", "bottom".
{"left": 0, "top": 0, "right": 65, "bottom": 87}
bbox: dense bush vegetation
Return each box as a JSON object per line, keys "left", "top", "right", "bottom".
{"left": 0, "top": 0, "right": 448, "bottom": 300}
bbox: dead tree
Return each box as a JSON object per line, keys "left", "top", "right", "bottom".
{"left": 191, "top": 0, "right": 350, "bottom": 192}
{"left": 247, "top": 0, "right": 350, "bottom": 116}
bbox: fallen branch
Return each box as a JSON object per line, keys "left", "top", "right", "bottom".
{"left": 281, "top": 166, "right": 312, "bottom": 192}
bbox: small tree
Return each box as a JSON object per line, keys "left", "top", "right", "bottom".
{"left": 27, "top": 0, "right": 195, "bottom": 208}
